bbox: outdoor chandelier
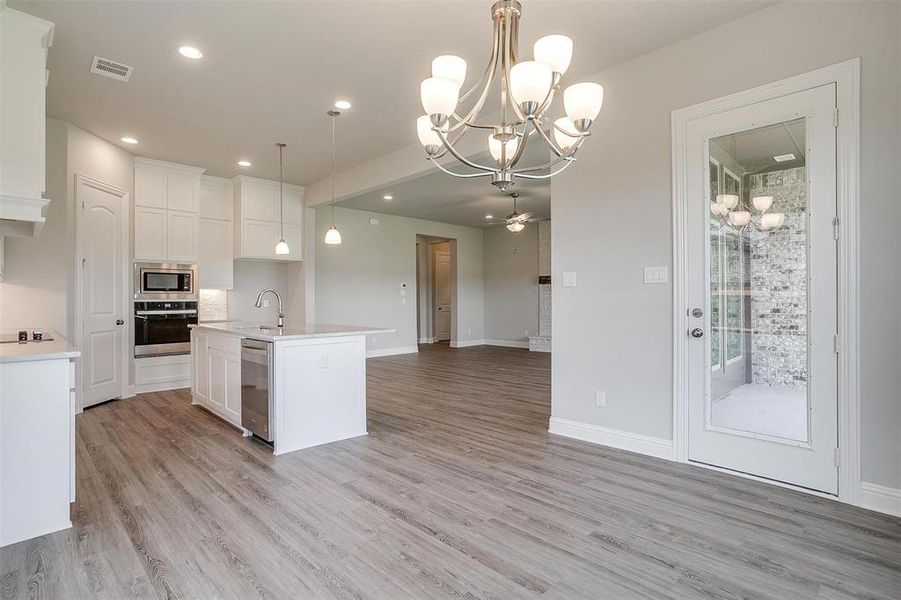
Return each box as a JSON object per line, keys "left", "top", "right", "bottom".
{"left": 710, "top": 194, "right": 785, "bottom": 240}
{"left": 416, "top": 0, "right": 604, "bottom": 190}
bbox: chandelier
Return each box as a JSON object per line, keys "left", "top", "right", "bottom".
{"left": 710, "top": 193, "right": 785, "bottom": 240}
{"left": 416, "top": 0, "right": 604, "bottom": 190}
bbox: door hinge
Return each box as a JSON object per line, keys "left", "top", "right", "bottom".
{"left": 832, "top": 216, "right": 840, "bottom": 240}
{"left": 82, "top": 201, "right": 85, "bottom": 209}
{"left": 833, "top": 334, "right": 840, "bottom": 354}
{"left": 833, "top": 108, "right": 839, "bottom": 128}
{"left": 81, "top": 257, "right": 86, "bottom": 269}
{"left": 834, "top": 448, "right": 841, "bottom": 468}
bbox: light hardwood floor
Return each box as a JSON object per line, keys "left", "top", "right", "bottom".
{"left": 2, "top": 343, "right": 899, "bottom": 599}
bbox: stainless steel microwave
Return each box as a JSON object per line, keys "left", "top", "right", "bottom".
{"left": 134, "top": 263, "right": 197, "bottom": 300}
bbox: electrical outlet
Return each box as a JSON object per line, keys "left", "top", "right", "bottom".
{"left": 524, "top": 329, "right": 529, "bottom": 336}
{"left": 643, "top": 266, "right": 668, "bottom": 284}
{"left": 467, "top": 328, "right": 472, "bottom": 335}
{"left": 562, "top": 271, "right": 577, "bottom": 287}
{"left": 595, "top": 390, "right": 606, "bottom": 407}
{"left": 263, "top": 299, "right": 270, "bottom": 308}
{"left": 319, "top": 353, "right": 328, "bottom": 369}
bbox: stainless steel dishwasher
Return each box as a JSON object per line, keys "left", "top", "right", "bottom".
{"left": 241, "top": 339, "right": 274, "bottom": 442}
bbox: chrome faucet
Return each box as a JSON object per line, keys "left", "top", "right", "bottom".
{"left": 254, "top": 288, "right": 285, "bottom": 328}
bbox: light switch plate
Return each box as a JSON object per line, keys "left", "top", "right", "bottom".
{"left": 562, "top": 271, "right": 577, "bottom": 287}
{"left": 369, "top": 218, "right": 380, "bottom": 225}
{"left": 643, "top": 266, "right": 668, "bottom": 284}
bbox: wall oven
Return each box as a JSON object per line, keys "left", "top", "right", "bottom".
{"left": 134, "top": 301, "right": 198, "bottom": 357}
{"left": 134, "top": 263, "right": 197, "bottom": 301}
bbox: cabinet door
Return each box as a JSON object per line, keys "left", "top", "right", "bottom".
{"left": 135, "top": 206, "right": 168, "bottom": 261}
{"left": 192, "top": 332, "right": 209, "bottom": 403}
{"left": 199, "top": 179, "right": 232, "bottom": 220}
{"left": 208, "top": 350, "right": 227, "bottom": 412}
{"left": 242, "top": 181, "right": 277, "bottom": 221}
{"left": 135, "top": 168, "right": 167, "bottom": 208}
{"left": 283, "top": 188, "right": 303, "bottom": 224}
{"left": 167, "top": 173, "right": 200, "bottom": 213}
{"left": 168, "top": 210, "right": 199, "bottom": 263}
{"left": 222, "top": 354, "right": 241, "bottom": 424}
{"left": 199, "top": 218, "right": 234, "bottom": 289}
{"left": 240, "top": 220, "right": 276, "bottom": 259}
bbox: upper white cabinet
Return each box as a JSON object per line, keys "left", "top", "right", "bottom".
{"left": 134, "top": 158, "right": 204, "bottom": 263}
{"left": 0, "top": 7, "right": 54, "bottom": 275}
{"left": 198, "top": 176, "right": 234, "bottom": 289}
{"left": 232, "top": 175, "right": 303, "bottom": 261}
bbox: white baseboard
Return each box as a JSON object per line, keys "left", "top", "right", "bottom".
{"left": 134, "top": 379, "right": 190, "bottom": 394}
{"left": 483, "top": 339, "right": 529, "bottom": 349}
{"left": 366, "top": 346, "right": 418, "bottom": 358}
{"left": 450, "top": 339, "right": 483, "bottom": 348}
{"left": 860, "top": 482, "right": 901, "bottom": 517}
{"left": 549, "top": 417, "right": 674, "bottom": 460}
{"left": 418, "top": 337, "right": 436, "bottom": 344}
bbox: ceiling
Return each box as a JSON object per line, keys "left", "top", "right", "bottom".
{"left": 338, "top": 142, "right": 551, "bottom": 229}
{"left": 13, "top": 1, "right": 769, "bottom": 187}
{"left": 710, "top": 118, "right": 807, "bottom": 174}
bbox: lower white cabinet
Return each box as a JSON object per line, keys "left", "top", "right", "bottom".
{"left": 191, "top": 330, "right": 241, "bottom": 427}
{"left": 198, "top": 218, "right": 233, "bottom": 288}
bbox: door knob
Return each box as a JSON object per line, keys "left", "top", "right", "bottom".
{"left": 691, "top": 307, "right": 703, "bottom": 318}
{"left": 116, "top": 319, "right": 125, "bottom": 325}
{"left": 690, "top": 327, "right": 704, "bottom": 338}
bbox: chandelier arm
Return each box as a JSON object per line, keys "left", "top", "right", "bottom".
{"left": 544, "top": 114, "right": 591, "bottom": 139}
{"left": 500, "top": 10, "right": 528, "bottom": 124}
{"left": 436, "top": 129, "right": 498, "bottom": 173}
{"left": 429, "top": 158, "right": 495, "bottom": 179}
{"left": 511, "top": 135, "right": 585, "bottom": 174}
{"left": 513, "top": 158, "right": 577, "bottom": 180}
{"left": 449, "top": 19, "right": 502, "bottom": 133}
{"left": 431, "top": 126, "right": 470, "bottom": 160}
{"left": 501, "top": 124, "right": 529, "bottom": 170}
{"left": 458, "top": 17, "right": 500, "bottom": 104}
{"left": 529, "top": 117, "right": 567, "bottom": 158}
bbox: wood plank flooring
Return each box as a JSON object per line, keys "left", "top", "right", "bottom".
{"left": 2, "top": 343, "right": 899, "bottom": 599}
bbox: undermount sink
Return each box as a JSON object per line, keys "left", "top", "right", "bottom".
{"left": 236, "top": 324, "right": 280, "bottom": 332}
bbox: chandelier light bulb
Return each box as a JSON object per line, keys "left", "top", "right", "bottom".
{"left": 752, "top": 195, "right": 774, "bottom": 212}
{"left": 507, "top": 221, "right": 525, "bottom": 233}
{"left": 534, "top": 35, "right": 573, "bottom": 75}
{"left": 716, "top": 194, "right": 740, "bottom": 210}
{"left": 760, "top": 212, "right": 785, "bottom": 230}
{"left": 324, "top": 225, "right": 342, "bottom": 245}
{"left": 728, "top": 210, "right": 752, "bottom": 228}
{"left": 564, "top": 82, "right": 604, "bottom": 130}
{"left": 509, "top": 61, "right": 552, "bottom": 114}
{"left": 432, "top": 55, "right": 467, "bottom": 87}
{"left": 710, "top": 203, "right": 730, "bottom": 218}
{"left": 420, "top": 77, "right": 460, "bottom": 122}
{"left": 275, "top": 238, "right": 290, "bottom": 255}
{"left": 488, "top": 134, "right": 518, "bottom": 162}
{"left": 417, "top": 115, "right": 446, "bottom": 153}
{"left": 553, "top": 117, "right": 580, "bottom": 151}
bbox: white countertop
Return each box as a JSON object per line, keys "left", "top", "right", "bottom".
{"left": 0, "top": 329, "right": 80, "bottom": 363}
{"left": 190, "top": 322, "right": 395, "bottom": 342}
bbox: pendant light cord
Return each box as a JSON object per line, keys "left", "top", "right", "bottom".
{"left": 278, "top": 143, "right": 285, "bottom": 239}
{"left": 330, "top": 113, "right": 337, "bottom": 223}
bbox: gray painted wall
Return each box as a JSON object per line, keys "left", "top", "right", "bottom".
{"left": 482, "top": 224, "right": 538, "bottom": 344}
{"left": 550, "top": 1, "right": 901, "bottom": 488}
{"left": 314, "top": 205, "right": 484, "bottom": 353}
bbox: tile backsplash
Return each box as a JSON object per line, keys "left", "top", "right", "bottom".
{"left": 199, "top": 289, "right": 228, "bottom": 322}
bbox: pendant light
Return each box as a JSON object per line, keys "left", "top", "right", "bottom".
{"left": 324, "top": 109, "right": 343, "bottom": 245}
{"left": 274, "top": 142, "right": 290, "bottom": 255}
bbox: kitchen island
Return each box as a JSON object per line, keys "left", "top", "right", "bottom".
{"left": 190, "top": 323, "right": 392, "bottom": 455}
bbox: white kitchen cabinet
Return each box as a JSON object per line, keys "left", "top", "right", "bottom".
{"left": 134, "top": 158, "right": 205, "bottom": 263}
{"left": 191, "top": 330, "right": 241, "bottom": 428}
{"left": 134, "top": 206, "right": 168, "bottom": 261}
{"left": 199, "top": 218, "right": 233, "bottom": 289}
{"left": 199, "top": 176, "right": 233, "bottom": 221}
{"left": 232, "top": 175, "right": 303, "bottom": 261}
{"left": 167, "top": 210, "right": 199, "bottom": 263}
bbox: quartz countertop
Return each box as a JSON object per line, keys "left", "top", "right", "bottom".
{"left": 0, "top": 329, "right": 80, "bottom": 363}
{"left": 190, "top": 322, "right": 394, "bottom": 342}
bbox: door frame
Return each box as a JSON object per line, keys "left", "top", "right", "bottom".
{"left": 671, "top": 59, "right": 860, "bottom": 503}
{"left": 75, "top": 174, "right": 130, "bottom": 411}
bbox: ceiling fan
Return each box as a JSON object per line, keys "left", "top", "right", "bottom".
{"left": 500, "top": 192, "right": 535, "bottom": 232}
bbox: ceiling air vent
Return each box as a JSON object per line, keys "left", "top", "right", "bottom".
{"left": 90, "top": 56, "right": 133, "bottom": 82}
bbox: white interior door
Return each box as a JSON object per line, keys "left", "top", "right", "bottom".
{"left": 685, "top": 84, "right": 838, "bottom": 493}
{"left": 79, "top": 176, "right": 127, "bottom": 408}
{"left": 433, "top": 244, "right": 452, "bottom": 341}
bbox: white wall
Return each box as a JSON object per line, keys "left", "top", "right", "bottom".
{"left": 551, "top": 1, "right": 901, "bottom": 489}
{"left": 315, "top": 205, "right": 484, "bottom": 353}
{"left": 482, "top": 224, "right": 538, "bottom": 344}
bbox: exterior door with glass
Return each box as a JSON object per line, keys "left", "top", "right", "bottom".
{"left": 685, "top": 84, "right": 838, "bottom": 494}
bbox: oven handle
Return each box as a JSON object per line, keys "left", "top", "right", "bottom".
{"left": 135, "top": 310, "right": 198, "bottom": 316}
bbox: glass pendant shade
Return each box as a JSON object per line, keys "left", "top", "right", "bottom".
{"left": 432, "top": 55, "right": 467, "bottom": 87}
{"left": 533, "top": 35, "right": 573, "bottom": 74}
{"left": 760, "top": 212, "right": 785, "bottom": 230}
{"left": 710, "top": 203, "right": 730, "bottom": 218}
{"left": 488, "top": 134, "right": 518, "bottom": 162}
{"left": 553, "top": 117, "right": 579, "bottom": 151}
{"left": 506, "top": 221, "right": 525, "bottom": 233}
{"left": 324, "top": 225, "right": 342, "bottom": 245}
{"left": 509, "top": 61, "right": 552, "bottom": 106}
{"left": 728, "top": 210, "right": 752, "bottom": 228}
{"left": 752, "top": 195, "right": 774, "bottom": 212}
{"left": 417, "top": 115, "right": 446, "bottom": 149}
{"left": 420, "top": 77, "right": 460, "bottom": 119}
{"left": 564, "top": 82, "right": 604, "bottom": 124}
{"left": 716, "top": 194, "right": 740, "bottom": 210}
{"left": 275, "top": 238, "right": 290, "bottom": 255}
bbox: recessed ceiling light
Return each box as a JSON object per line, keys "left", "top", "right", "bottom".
{"left": 237, "top": 160, "right": 252, "bottom": 167}
{"left": 120, "top": 136, "right": 138, "bottom": 144}
{"left": 334, "top": 100, "right": 352, "bottom": 110}
{"left": 178, "top": 46, "right": 203, "bottom": 59}
{"left": 773, "top": 153, "right": 796, "bottom": 162}
{"left": 485, "top": 214, "right": 493, "bottom": 219}
{"left": 382, "top": 194, "right": 393, "bottom": 200}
